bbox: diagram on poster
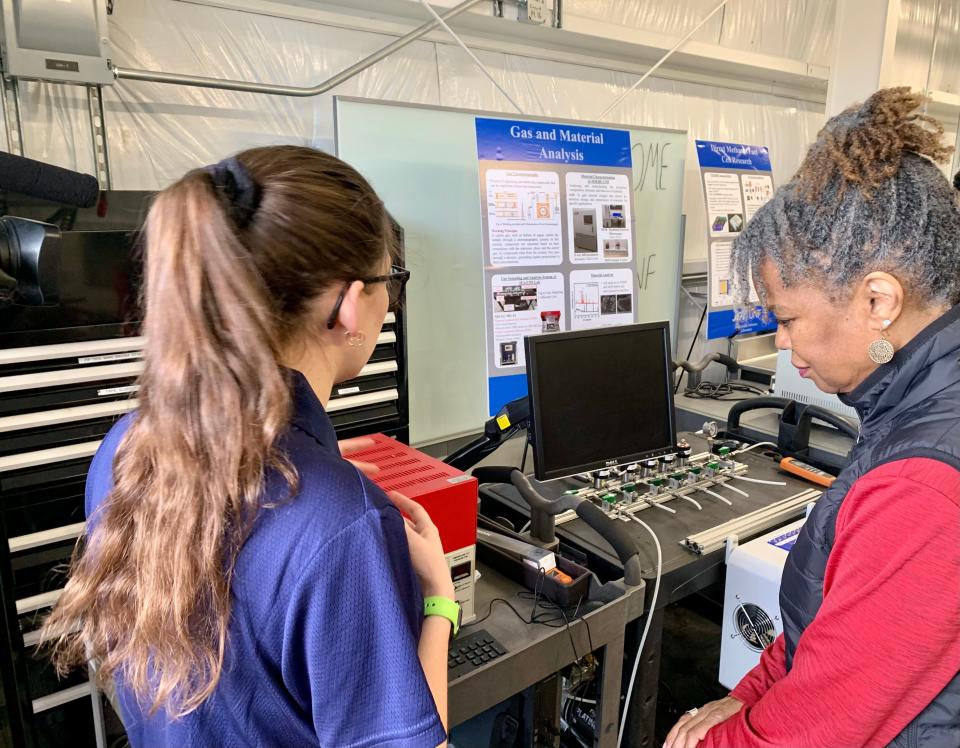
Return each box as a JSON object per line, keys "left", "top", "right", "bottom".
{"left": 485, "top": 169, "right": 562, "bottom": 266}
{"left": 741, "top": 173, "right": 774, "bottom": 221}
{"left": 566, "top": 172, "right": 632, "bottom": 263}
{"left": 711, "top": 241, "right": 734, "bottom": 307}
{"left": 491, "top": 272, "right": 565, "bottom": 369}
{"left": 704, "top": 172, "right": 745, "bottom": 236}
{"left": 569, "top": 269, "right": 634, "bottom": 330}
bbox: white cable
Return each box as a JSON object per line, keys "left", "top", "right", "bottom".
{"left": 619, "top": 514, "right": 662, "bottom": 748}
{"left": 644, "top": 497, "right": 677, "bottom": 514}
{"left": 671, "top": 492, "right": 702, "bottom": 511}
{"left": 520, "top": 521, "right": 531, "bottom": 534}
{"left": 732, "top": 475, "right": 787, "bottom": 486}
{"left": 418, "top": 0, "right": 525, "bottom": 113}
{"left": 597, "top": 0, "right": 729, "bottom": 120}
{"left": 717, "top": 481, "right": 750, "bottom": 498}
{"left": 698, "top": 486, "right": 732, "bottom": 505}
{"left": 733, "top": 441, "right": 778, "bottom": 455}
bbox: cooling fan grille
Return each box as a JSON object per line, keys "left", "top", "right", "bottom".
{"left": 734, "top": 603, "right": 776, "bottom": 652}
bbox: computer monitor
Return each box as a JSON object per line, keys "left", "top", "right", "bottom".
{"left": 525, "top": 322, "right": 677, "bottom": 481}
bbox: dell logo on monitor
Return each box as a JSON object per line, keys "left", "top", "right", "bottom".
{"left": 605, "top": 459, "right": 619, "bottom": 467}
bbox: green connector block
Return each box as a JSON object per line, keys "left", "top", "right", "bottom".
{"left": 718, "top": 446, "right": 731, "bottom": 456}
{"left": 671, "top": 473, "right": 685, "bottom": 481}
{"left": 707, "top": 462, "right": 720, "bottom": 470}
{"left": 651, "top": 479, "right": 664, "bottom": 486}
{"left": 564, "top": 489, "right": 580, "bottom": 495}
{"left": 689, "top": 468, "right": 702, "bottom": 474}
{"left": 623, "top": 483, "right": 637, "bottom": 492}
{"left": 602, "top": 493, "right": 617, "bottom": 503}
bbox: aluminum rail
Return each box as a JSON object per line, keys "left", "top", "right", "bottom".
{"left": 113, "top": 0, "right": 486, "bottom": 95}
{"left": 682, "top": 488, "right": 821, "bottom": 555}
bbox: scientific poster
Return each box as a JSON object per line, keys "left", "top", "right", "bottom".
{"left": 565, "top": 172, "right": 632, "bottom": 264}
{"left": 696, "top": 140, "right": 777, "bottom": 339}
{"left": 569, "top": 269, "right": 634, "bottom": 330}
{"left": 477, "top": 117, "right": 639, "bottom": 411}
{"left": 490, "top": 272, "right": 565, "bottom": 370}
{"left": 485, "top": 169, "right": 562, "bottom": 266}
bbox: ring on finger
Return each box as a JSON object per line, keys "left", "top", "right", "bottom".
{"left": 686, "top": 707, "right": 699, "bottom": 716}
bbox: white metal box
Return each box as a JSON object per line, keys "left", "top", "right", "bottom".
{"left": 719, "top": 518, "right": 805, "bottom": 689}
{"left": 1, "top": 0, "right": 113, "bottom": 85}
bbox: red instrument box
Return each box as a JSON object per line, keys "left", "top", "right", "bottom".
{"left": 351, "top": 434, "right": 479, "bottom": 623}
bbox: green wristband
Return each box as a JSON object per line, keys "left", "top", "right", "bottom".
{"left": 424, "top": 596, "right": 461, "bottom": 638}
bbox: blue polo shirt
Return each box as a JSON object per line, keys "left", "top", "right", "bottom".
{"left": 85, "top": 371, "right": 446, "bottom": 748}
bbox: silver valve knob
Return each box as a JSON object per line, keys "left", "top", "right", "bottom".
{"left": 642, "top": 459, "right": 658, "bottom": 477}
{"left": 659, "top": 454, "right": 676, "bottom": 470}
{"left": 594, "top": 469, "right": 611, "bottom": 490}
{"left": 676, "top": 439, "right": 692, "bottom": 467}
{"left": 625, "top": 463, "right": 639, "bottom": 480}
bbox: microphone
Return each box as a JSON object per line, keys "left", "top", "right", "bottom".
{"left": 0, "top": 152, "right": 100, "bottom": 208}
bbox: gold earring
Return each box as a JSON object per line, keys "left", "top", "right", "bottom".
{"left": 344, "top": 330, "right": 366, "bottom": 348}
{"left": 868, "top": 319, "right": 894, "bottom": 364}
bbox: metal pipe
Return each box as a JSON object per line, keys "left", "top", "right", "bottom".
{"left": 113, "top": 0, "right": 486, "bottom": 96}
{"left": 419, "top": 0, "right": 524, "bottom": 113}
{"left": 2, "top": 78, "right": 24, "bottom": 157}
{"left": 924, "top": 0, "right": 943, "bottom": 99}
{"left": 597, "top": 0, "right": 729, "bottom": 121}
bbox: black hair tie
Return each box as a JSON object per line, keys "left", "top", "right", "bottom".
{"left": 953, "top": 170, "right": 960, "bottom": 192}
{"left": 204, "top": 156, "right": 262, "bottom": 229}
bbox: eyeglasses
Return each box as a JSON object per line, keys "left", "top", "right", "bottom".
{"left": 325, "top": 265, "right": 411, "bottom": 330}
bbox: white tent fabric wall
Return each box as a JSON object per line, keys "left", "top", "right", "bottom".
{"left": 104, "top": 0, "right": 441, "bottom": 189}
{"left": 13, "top": 80, "right": 97, "bottom": 174}
{"left": 5, "top": 0, "right": 824, "bottom": 263}
{"left": 562, "top": 0, "right": 836, "bottom": 66}
{"left": 894, "top": 0, "right": 960, "bottom": 95}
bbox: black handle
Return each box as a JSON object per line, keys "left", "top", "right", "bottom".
{"left": 727, "top": 396, "right": 857, "bottom": 438}
{"left": 575, "top": 501, "right": 643, "bottom": 586}
{"left": 802, "top": 405, "right": 859, "bottom": 440}
{"left": 472, "top": 466, "right": 519, "bottom": 485}
{"left": 727, "top": 396, "right": 791, "bottom": 431}
{"left": 673, "top": 352, "right": 741, "bottom": 389}
{"left": 713, "top": 353, "right": 739, "bottom": 372}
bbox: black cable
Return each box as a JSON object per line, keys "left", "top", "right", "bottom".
{"left": 675, "top": 302, "right": 708, "bottom": 394}
{"left": 465, "top": 569, "right": 597, "bottom": 684}
{"left": 520, "top": 439, "right": 530, "bottom": 474}
{"left": 683, "top": 381, "right": 766, "bottom": 400}
{"left": 468, "top": 597, "right": 531, "bottom": 628}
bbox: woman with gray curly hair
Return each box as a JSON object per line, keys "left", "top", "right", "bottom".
{"left": 666, "top": 88, "right": 960, "bottom": 748}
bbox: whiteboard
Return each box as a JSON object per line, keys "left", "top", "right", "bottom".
{"left": 335, "top": 98, "right": 687, "bottom": 446}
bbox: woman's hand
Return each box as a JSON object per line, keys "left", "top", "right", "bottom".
{"left": 338, "top": 437, "right": 379, "bottom": 478}
{"left": 664, "top": 696, "right": 743, "bottom": 748}
{"left": 387, "top": 491, "right": 455, "bottom": 600}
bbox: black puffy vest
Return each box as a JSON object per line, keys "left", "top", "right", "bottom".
{"left": 779, "top": 304, "right": 960, "bottom": 748}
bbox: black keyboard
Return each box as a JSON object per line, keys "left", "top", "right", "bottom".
{"left": 448, "top": 628, "right": 507, "bottom": 679}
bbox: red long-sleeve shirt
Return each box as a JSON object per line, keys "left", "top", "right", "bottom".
{"left": 702, "top": 458, "right": 960, "bottom": 748}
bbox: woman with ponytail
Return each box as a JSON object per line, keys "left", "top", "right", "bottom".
{"left": 666, "top": 89, "right": 960, "bottom": 748}
{"left": 42, "top": 146, "right": 451, "bottom": 747}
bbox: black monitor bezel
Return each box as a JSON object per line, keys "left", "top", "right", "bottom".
{"left": 525, "top": 321, "right": 677, "bottom": 481}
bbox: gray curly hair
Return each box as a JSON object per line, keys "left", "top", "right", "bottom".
{"left": 732, "top": 87, "right": 960, "bottom": 309}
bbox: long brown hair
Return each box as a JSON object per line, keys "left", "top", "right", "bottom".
{"left": 43, "top": 146, "right": 392, "bottom": 715}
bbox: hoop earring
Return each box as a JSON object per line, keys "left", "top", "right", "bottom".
{"left": 868, "top": 319, "right": 894, "bottom": 364}
{"left": 345, "top": 330, "right": 366, "bottom": 348}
